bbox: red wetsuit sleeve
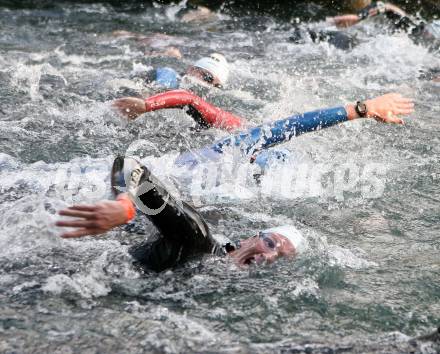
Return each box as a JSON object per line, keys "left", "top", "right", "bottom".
{"left": 144, "top": 89, "right": 244, "bottom": 131}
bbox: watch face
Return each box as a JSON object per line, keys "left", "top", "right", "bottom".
{"left": 356, "top": 101, "right": 368, "bottom": 117}
{"left": 355, "top": 101, "right": 367, "bottom": 118}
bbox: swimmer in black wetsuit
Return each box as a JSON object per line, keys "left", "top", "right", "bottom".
{"left": 330, "top": 1, "right": 440, "bottom": 80}
{"left": 331, "top": 1, "right": 408, "bottom": 29}
{"left": 57, "top": 157, "right": 302, "bottom": 272}
{"left": 331, "top": 0, "right": 440, "bottom": 47}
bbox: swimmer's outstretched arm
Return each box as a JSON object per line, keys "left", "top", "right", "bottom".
{"left": 56, "top": 162, "right": 210, "bottom": 242}
{"left": 112, "top": 31, "right": 182, "bottom": 58}
{"left": 330, "top": 14, "right": 362, "bottom": 28}
{"left": 211, "top": 93, "right": 414, "bottom": 154}
{"left": 112, "top": 90, "right": 245, "bottom": 131}
{"left": 331, "top": 2, "right": 407, "bottom": 28}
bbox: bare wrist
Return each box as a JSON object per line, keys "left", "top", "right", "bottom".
{"left": 345, "top": 104, "right": 360, "bottom": 120}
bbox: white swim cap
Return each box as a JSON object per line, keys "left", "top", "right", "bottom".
{"left": 264, "top": 226, "right": 306, "bottom": 254}
{"left": 193, "top": 53, "right": 229, "bottom": 86}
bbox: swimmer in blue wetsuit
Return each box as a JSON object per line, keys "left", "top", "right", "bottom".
{"left": 56, "top": 93, "right": 413, "bottom": 272}
{"left": 166, "top": 93, "right": 413, "bottom": 170}
{"left": 112, "top": 86, "right": 414, "bottom": 169}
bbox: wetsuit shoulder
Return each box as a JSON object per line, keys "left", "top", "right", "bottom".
{"left": 145, "top": 67, "right": 180, "bottom": 89}
{"left": 156, "top": 67, "right": 180, "bottom": 89}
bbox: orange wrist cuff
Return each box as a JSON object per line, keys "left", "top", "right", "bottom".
{"left": 116, "top": 194, "right": 136, "bottom": 222}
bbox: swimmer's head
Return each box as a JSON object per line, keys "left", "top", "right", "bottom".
{"left": 346, "top": 0, "right": 371, "bottom": 11}
{"left": 229, "top": 226, "right": 305, "bottom": 266}
{"left": 186, "top": 53, "right": 229, "bottom": 88}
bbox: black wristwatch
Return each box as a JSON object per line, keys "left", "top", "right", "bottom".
{"left": 355, "top": 101, "right": 368, "bottom": 118}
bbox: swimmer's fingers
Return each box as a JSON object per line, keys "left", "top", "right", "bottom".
{"left": 60, "top": 228, "right": 102, "bottom": 239}
{"left": 395, "top": 96, "right": 414, "bottom": 104}
{"left": 56, "top": 219, "right": 98, "bottom": 228}
{"left": 386, "top": 116, "right": 404, "bottom": 125}
{"left": 395, "top": 106, "right": 414, "bottom": 115}
{"left": 366, "top": 93, "right": 414, "bottom": 124}
{"left": 57, "top": 200, "right": 126, "bottom": 238}
{"left": 394, "top": 97, "right": 414, "bottom": 113}
{"left": 59, "top": 208, "right": 95, "bottom": 219}
{"left": 385, "top": 93, "right": 413, "bottom": 103}
{"left": 396, "top": 102, "right": 414, "bottom": 111}
{"left": 372, "top": 112, "right": 404, "bottom": 124}
{"left": 375, "top": 117, "right": 404, "bottom": 125}
{"left": 67, "top": 204, "right": 97, "bottom": 212}
{"left": 391, "top": 100, "right": 414, "bottom": 117}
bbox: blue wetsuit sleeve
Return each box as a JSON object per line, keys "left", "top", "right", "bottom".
{"left": 211, "top": 106, "right": 348, "bottom": 155}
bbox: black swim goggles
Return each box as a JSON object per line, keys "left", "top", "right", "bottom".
{"left": 201, "top": 69, "right": 222, "bottom": 88}
{"left": 202, "top": 70, "right": 214, "bottom": 84}
{"left": 258, "top": 232, "right": 277, "bottom": 250}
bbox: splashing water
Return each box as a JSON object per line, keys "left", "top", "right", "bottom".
{"left": 0, "top": 2, "right": 439, "bottom": 353}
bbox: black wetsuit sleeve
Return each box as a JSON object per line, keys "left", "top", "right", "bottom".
{"left": 185, "top": 105, "right": 211, "bottom": 129}
{"left": 127, "top": 163, "right": 219, "bottom": 271}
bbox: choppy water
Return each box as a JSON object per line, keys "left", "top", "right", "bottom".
{"left": 0, "top": 2, "right": 439, "bottom": 353}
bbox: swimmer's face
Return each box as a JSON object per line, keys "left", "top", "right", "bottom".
{"left": 186, "top": 66, "right": 222, "bottom": 88}
{"left": 228, "top": 232, "right": 296, "bottom": 267}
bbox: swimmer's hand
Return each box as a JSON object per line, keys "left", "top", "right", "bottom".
{"left": 365, "top": 93, "right": 414, "bottom": 124}
{"left": 56, "top": 201, "right": 127, "bottom": 238}
{"left": 347, "top": 93, "right": 414, "bottom": 124}
{"left": 145, "top": 46, "right": 182, "bottom": 59}
{"left": 112, "top": 97, "right": 146, "bottom": 120}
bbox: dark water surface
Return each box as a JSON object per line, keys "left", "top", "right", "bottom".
{"left": 0, "top": 2, "right": 439, "bottom": 353}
